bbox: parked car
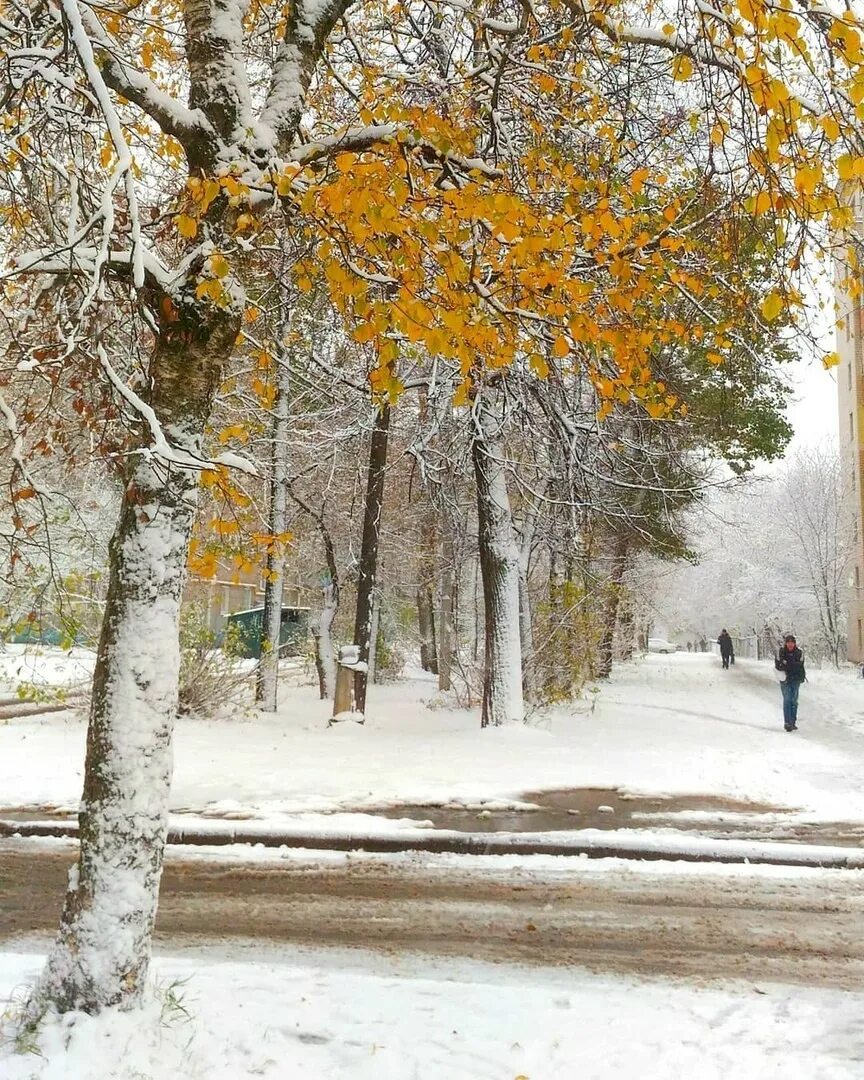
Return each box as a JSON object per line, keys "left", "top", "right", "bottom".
{"left": 647, "top": 637, "right": 678, "bottom": 654}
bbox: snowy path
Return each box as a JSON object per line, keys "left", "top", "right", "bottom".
{"left": 4, "top": 840, "right": 864, "bottom": 988}
{"left": 3, "top": 650, "right": 864, "bottom": 827}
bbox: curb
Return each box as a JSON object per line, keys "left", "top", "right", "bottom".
{"left": 2, "top": 818, "right": 862, "bottom": 869}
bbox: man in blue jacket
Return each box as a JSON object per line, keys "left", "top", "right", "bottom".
{"left": 775, "top": 634, "right": 806, "bottom": 732}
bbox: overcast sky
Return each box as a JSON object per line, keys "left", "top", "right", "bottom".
{"left": 785, "top": 351, "right": 839, "bottom": 452}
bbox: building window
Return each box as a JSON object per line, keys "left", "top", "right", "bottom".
{"left": 851, "top": 412, "right": 855, "bottom": 442}
{"left": 850, "top": 361, "right": 854, "bottom": 390}
{"left": 856, "top": 565, "right": 860, "bottom": 590}
{"left": 859, "top": 619, "right": 862, "bottom": 651}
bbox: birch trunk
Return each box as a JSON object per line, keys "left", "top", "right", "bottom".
{"left": 312, "top": 579, "right": 338, "bottom": 700}
{"left": 353, "top": 403, "right": 390, "bottom": 714}
{"left": 255, "top": 351, "right": 290, "bottom": 712}
{"left": 32, "top": 310, "right": 236, "bottom": 1015}
{"left": 472, "top": 390, "right": 523, "bottom": 727}
{"left": 517, "top": 501, "right": 539, "bottom": 703}
{"left": 437, "top": 523, "right": 456, "bottom": 691}
{"left": 285, "top": 490, "right": 339, "bottom": 701}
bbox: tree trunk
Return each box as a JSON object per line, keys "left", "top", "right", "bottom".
{"left": 597, "top": 535, "right": 630, "bottom": 680}
{"left": 312, "top": 578, "right": 338, "bottom": 700}
{"left": 368, "top": 589, "right": 381, "bottom": 683}
{"left": 353, "top": 403, "right": 390, "bottom": 715}
{"left": 417, "top": 586, "right": 437, "bottom": 673}
{"left": 472, "top": 389, "right": 523, "bottom": 727}
{"left": 437, "top": 522, "right": 456, "bottom": 691}
{"left": 255, "top": 350, "right": 290, "bottom": 712}
{"left": 517, "top": 500, "right": 539, "bottom": 702}
{"left": 31, "top": 308, "right": 237, "bottom": 1015}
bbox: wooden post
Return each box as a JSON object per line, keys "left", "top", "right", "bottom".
{"left": 332, "top": 664, "right": 353, "bottom": 718}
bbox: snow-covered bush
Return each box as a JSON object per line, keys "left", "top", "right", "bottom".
{"left": 177, "top": 605, "right": 252, "bottom": 718}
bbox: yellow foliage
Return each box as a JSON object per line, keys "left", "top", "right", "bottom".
{"left": 195, "top": 279, "right": 224, "bottom": 303}
{"left": 210, "top": 254, "right": 230, "bottom": 278}
{"left": 671, "top": 56, "right": 694, "bottom": 82}
{"left": 760, "top": 291, "right": 784, "bottom": 321}
{"left": 176, "top": 214, "right": 198, "bottom": 238}
{"left": 218, "top": 423, "right": 249, "bottom": 444}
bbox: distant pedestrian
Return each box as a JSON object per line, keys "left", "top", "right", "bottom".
{"left": 687, "top": 641, "right": 692, "bottom": 653}
{"left": 699, "top": 636, "right": 707, "bottom": 653}
{"left": 717, "top": 629, "right": 734, "bottom": 670}
{"left": 775, "top": 634, "right": 806, "bottom": 732}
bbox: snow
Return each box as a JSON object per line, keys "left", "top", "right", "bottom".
{"left": 2, "top": 943, "right": 864, "bottom": 1080}
{"left": 4, "top": 651, "right": 864, "bottom": 830}
{"left": 0, "top": 645, "right": 95, "bottom": 690}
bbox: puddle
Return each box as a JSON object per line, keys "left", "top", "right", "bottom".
{"left": 0, "top": 805, "right": 75, "bottom": 821}
{"left": 369, "top": 788, "right": 864, "bottom": 848}
{"left": 4, "top": 790, "right": 864, "bottom": 848}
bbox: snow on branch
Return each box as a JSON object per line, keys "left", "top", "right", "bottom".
{"left": 59, "top": 0, "right": 145, "bottom": 293}
{"left": 289, "top": 124, "right": 503, "bottom": 178}
{"left": 74, "top": 3, "right": 213, "bottom": 148}
{"left": 10, "top": 246, "right": 171, "bottom": 288}
{"left": 260, "top": 0, "right": 358, "bottom": 151}
{"left": 0, "top": 390, "right": 51, "bottom": 500}
{"left": 96, "top": 346, "right": 258, "bottom": 476}
{"left": 575, "top": 0, "right": 824, "bottom": 116}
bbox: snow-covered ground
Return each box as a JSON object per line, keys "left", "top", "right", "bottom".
{"left": 2, "top": 944, "right": 863, "bottom": 1080}
{"left": 4, "top": 649, "right": 864, "bottom": 1078}
{"left": 2, "top": 647, "right": 864, "bottom": 829}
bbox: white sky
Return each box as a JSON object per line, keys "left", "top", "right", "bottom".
{"left": 785, "top": 350, "right": 839, "bottom": 452}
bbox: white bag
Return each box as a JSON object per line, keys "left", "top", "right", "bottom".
{"left": 774, "top": 665, "right": 786, "bottom": 682}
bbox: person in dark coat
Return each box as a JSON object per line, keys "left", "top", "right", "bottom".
{"left": 775, "top": 634, "right": 806, "bottom": 732}
{"left": 717, "top": 629, "right": 734, "bottom": 670}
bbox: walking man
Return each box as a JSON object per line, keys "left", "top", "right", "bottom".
{"left": 775, "top": 634, "right": 806, "bottom": 732}
{"left": 718, "top": 629, "right": 734, "bottom": 670}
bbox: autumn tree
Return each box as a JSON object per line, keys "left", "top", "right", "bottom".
{"left": 4, "top": 0, "right": 864, "bottom": 1019}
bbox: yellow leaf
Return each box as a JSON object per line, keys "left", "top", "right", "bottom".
{"left": 176, "top": 214, "right": 198, "bottom": 238}
{"left": 218, "top": 423, "right": 249, "bottom": 444}
{"left": 630, "top": 168, "right": 649, "bottom": 195}
{"left": 210, "top": 254, "right": 230, "bottom": 278}
{"left": 453, "top": 378, "right": 472, "bottom": 408}
{"left": 751, "top": 191, "right": 773, "bottom": 216}
{"left": 530, "top": 353, "right": 550, "bottom": 378}
{"left": 196, "top": 279, "right": 224, "bottom": 303}
{"left": 552, "top": 334, "right": 570, "bottom": 358}
{"left": 760, "top": 291, "right": 783, "bottom": 321}
{"left": 837, "top": 154, "right": 864, "bottom": 181}
{"left": 823, "top": 351, "right": 840, "bottom": 369}
{"left": 188, "top": 548, "right": 218, "bottom": 578}
{"left": 335, "top": 152, "right": 355, "bottom": 173}
{"left": 353, "top": 322, "right": 378, "bottom": 344}
{"left": 821, "top": 116, "right": 841, "bottom": 141}
{"left": 671, "top": 56, "right": 694, "bottom": 82}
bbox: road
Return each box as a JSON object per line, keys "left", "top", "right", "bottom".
{"left": 3, "top": 843, "right": 864, "bottom": 988}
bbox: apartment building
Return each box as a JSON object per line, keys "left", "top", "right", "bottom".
{"left": 836, "top": 251, "right": 864, "bottom": 662}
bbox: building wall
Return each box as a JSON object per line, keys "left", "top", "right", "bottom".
{"left": 184, "top": 557, "right": 304, "bottom": 634}
{"left": 836, "top": 251, "right": 864, "bottom": 663}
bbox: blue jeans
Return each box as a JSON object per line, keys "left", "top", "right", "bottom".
{"left": 781, "top": 680, "right": 800, "bottom": 728}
